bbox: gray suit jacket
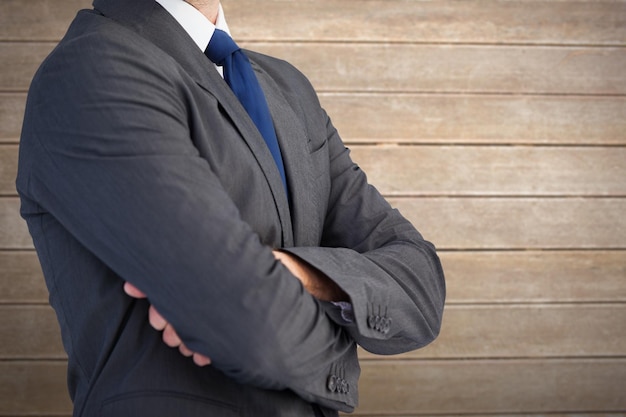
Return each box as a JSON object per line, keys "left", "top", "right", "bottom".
{"left": 16, "top": 0, "right": 445, "bottom": 415}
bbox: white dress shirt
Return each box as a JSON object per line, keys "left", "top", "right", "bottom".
{"left": 155, "top": 0, "right": 231, "bottom": 75}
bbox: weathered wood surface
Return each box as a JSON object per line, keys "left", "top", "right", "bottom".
{"left": 0, "top": 251, "right": 47, "bottom": 303}
{"left": 245, "top": 43, "right": 626, "bottom": 95}
{"left": 355, "top": 359, "right": 626, "bottom": 415}
{"left": 0, "top": 93, "right": 25, "bottom": 142}
{"left": 4, "top": 250, "right": 624, "bottom": 305}
{"left": 1, "top": 0, "right": 624, "bottom": 415}
{"left": 0, "top": 198, "right": 32, "bottom": 249}
{"left": 0, "top": 361, "right": 71, "bottom": 416}
{"left": 3, "top": 0, "right": 625, "bottom": 45}
{"left": 6, "top": 42, "right": 626, "bottom": 95}
{"left": 3, "top": 303, "right": 624, "bottom": 360}
{"left": 319, "top": 93, "right": 626, "bottom": 144}
{"left": 2, "top": 359, "right": 625, "bottom": 415}
{"left": 391, "top": 197, "right": 626, "bottom": 250}
{"left": 440, "top": 250, "right": 626, "bottom": 303}
{"left": 349, "top": 145, "right": 626, "bottom": 196}
{"left": 0, "top": 0, "right": 90, "bottom": 41}
{"left": 5, "top": 92, "right": 624, "bottom": 144}
{"left": 3, "top": 145, "right": 625, "bottom": 196}
{"left": 3, "top": 197, "right": 625, "bottom": 250}
{"left": 228, "top": 1, "right": 626, "bottom": 45}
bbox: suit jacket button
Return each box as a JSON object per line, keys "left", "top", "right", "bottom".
{"left": 340, "top": 379, "right": 348, "bottom": 393}
{"left": 383, "top": 317, "right": 392, "bottom": 334}
{"left": 327, "top": 375, "right": 338, "bottom": 392}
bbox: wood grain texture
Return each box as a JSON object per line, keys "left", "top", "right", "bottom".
{"left": 0, "top": 43, "right": 55, "bottom": 92}
{"left": 0, "top": 306, "right": 64, "bottom": 359}
{"left": 1, "top": 0, "right": 624, "bottom": 415}
{"left": 0, "top": 0, "right": 90, "bottom": 41}
{"left": 7, "top": 42, "right": 626, "bottom": 95}
{"left": 0, "top": 93, "right": 25, "bottom": 142}
{"left": 4, "top": 304, "right": 624, "bottom": 360}
{"left": 354, "top": 359, "right": 626, "bottom": 415}
{"left": 0, "top": 198, "right": 31, "bottom": 249}
{"left": 349, "top": 145, "right": 626, "bottom": 196}
{"left": 364, "top": 304, "right": 626, "bottom": 359}
{"left": 0, "top": 251, "right": 46, "bottom": 303}
{"left": 5, "top": 91, "right": 624, "bottom": 145}
{"left": 2, "top": 359, "right": 625, "bottom": 415}
{"left": 0, "top": 361, "right": 71, "bottom": 415}
{"left": 0, "top": 145, "right": 18, "bottom": 195}
{"left": 227, "top": 0, "right": 626, "bottom": 45}
{"left": 319, "top": 93, "right": 626, "bottom": 144}
{"left": 3, "top": 197, "right": 625, "bottom": 250}
{"left": 3, "top": 145, "right": 625, "bottom": 196}
{"left": 440, "top": 250, "right": 626, "bottom": 304}
{"left": 389, "top": 197, "right": 626, "bottom": 250}
{"left": 243, "top": 43, "right": 626, "bottom": 95}
{"left": 3, "top": 0, "right": 624, "bottom": 45}
{"left": 3, "top": 250, "right": 623, "bottom": 305}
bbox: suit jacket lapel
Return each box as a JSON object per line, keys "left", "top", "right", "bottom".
{"left": 253, "top": 62, "right": 324, "bottom": 248}
{"left": 92, "top": 0, "right": 294, "bottom": 246}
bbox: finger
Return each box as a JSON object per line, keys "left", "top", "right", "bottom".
{"left": 178, "top": 342, "right": 194, "bottom": 357}
{"left": 162, "top": 323, "right": 182, "bottom": 348}
{"left": 193, "top": 353, "right": 212, "bottom": 367}
{"left": 123, "top": 282, "right": 147, "bottom": 299}
{"left": 148, "top": 305, "right": 168, "bottom": 331}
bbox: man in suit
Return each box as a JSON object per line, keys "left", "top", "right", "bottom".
{"left": 16, "top": 0, "right": 446, "bottom": 415}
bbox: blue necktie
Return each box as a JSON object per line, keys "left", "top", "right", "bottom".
{"left": 205, "top": 29, "right": 288, "bottom": 195}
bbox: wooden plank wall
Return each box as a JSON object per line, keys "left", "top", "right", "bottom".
{"left": 1, "top": 0, "right": 625, "bottom": 415}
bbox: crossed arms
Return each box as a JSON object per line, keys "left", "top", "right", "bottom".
{"left": 17, "top": 28, "right": 445, "bottom": 411}
{"left": 124, "top": 249, "right": 348, "bottom": 367}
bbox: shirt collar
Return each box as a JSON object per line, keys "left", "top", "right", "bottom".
{"left": 155, "top": 0, "right": 231, "bottom": 52}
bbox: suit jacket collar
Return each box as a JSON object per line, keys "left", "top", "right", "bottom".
{"left": 92, "top": 0, "right": 294, "bottom": 246}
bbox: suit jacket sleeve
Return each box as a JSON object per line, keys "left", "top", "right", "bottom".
{"left": 252, "top": 51, "right": 446, "bottom": 355}
{"left": 282, "top": 95, "right": 446, "bottom": 356}
{"left": 17, "top": 26, "right": 358, "bottom": 411}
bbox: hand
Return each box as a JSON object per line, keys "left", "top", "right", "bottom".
{"left": 123, "top": 282, "right": 212, "bottom": 366}
{"left": 272, "top": 250, "right": 348, "bottom": 302}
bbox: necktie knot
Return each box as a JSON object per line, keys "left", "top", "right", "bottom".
{"left": 204, "top": 29, "right": 239, "bottom": 66}
{"left": 203, "top": 28, "right": 289, "bottom": 197}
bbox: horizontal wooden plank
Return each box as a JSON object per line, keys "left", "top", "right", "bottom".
{"left": 0, "top": 39, "right": 134, "bottom": 90}
{"left": 0, "top": 251, "right": 46, "bottom": 303}
{"left": 0, "top": 93, "right": 25, "bottom": 142}
{"left": 0, "top": 145, "right": 18, "bottom": 195}
{"left": 362, "top": 304, "right": 626, "bottom": 360}
{"left": 0, "top": 0, "right": 89, "bottom": 41}
{"left": 227, "top": 0, "right": 626, "bottom": 46}
{"left": 4, "top": 145, "right": 625, "bottom": 197}
{"left": 355, "top": 359, "right": 626, "bottom": 415}
{"left": 244, "top": 44, "right": 626, "bottom": 95}
{"left": 440, "top": 250, "right": 626, "bottom": 304}
{"left": 0, "top": 198, "right": 31, "bottom": 249}
{"left": 390, "top": 197, "right": 626, "bottom": 250}
{"left": 2, "top": 0, "right": 625, "bottom": 46}
{"left": 4, "top": 304, "right": 625, "bottom": 360}
{"left": 0, "top": 361, "right": 71, "bottom": 415}
{"left": 3, "top": 197, "right": 625, "bottom": 250}
{"left": 2, "top": 359, "right": 624, "bottom": 415}
{"left": 2, "top": 250, "right": 624, "bottom": 305}
{"left": 4, "top": 92, "right": 624, "bottom": 145}
{"left": 0, "top": 43, "right": 55, "bottom": 92}
{"left": 0, "top": 306, "right": 64, "bottom": 359}
{"left": 350, "top": 145, "right": 626, "bottom": 196}
{"left": 319, "top": 93, "right": 626, "bottom": 144}
{"left": 6, "top": 42, "right": 625, "bottom": 95}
